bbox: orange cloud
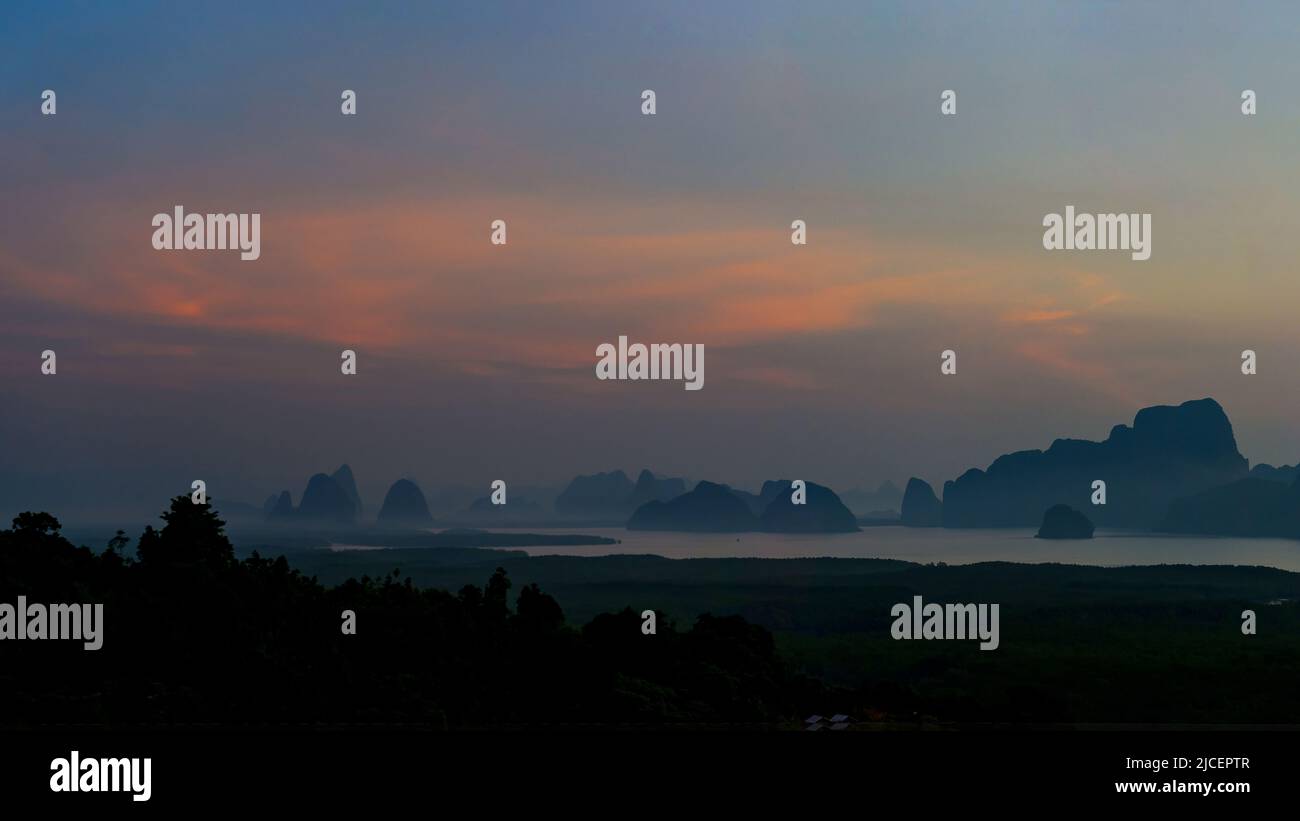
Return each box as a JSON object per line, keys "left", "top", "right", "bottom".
{"left": 1003, "top": 308, "right": 1076, "bottom": 324}
{"left": 1, "top": 193, "right": 1130, "bottom": 393}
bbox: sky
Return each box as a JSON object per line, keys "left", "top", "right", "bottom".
{"left": 4, "top": 1, "right": 1300, "bottom": 521}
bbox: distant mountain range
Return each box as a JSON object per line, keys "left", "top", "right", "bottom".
{"left": 896, "top": 397, "right": 1300, "bottom": 538}
{"left": 262, "top": 465, "right": 433, "bottom": 528}
{"left": 627, "top": 479, "right": 858, "bottom": 533}
{"left": 554, "top": 469, "right": 690, "bottom": 520}
{"left": 224, "top": 400, "right": 1299, "bottom": 540}
{"left": 263, "top": 465, "right": 362, "bottom": 525}
{"left": 839, "top": 480, "right": 904, "bottom": 516}
{"left": 252, "top": 467, "right": 701, "bottom": 529}
{"left": 627, "top": 480, "right": 756, "bottom": 532}
{"left": 298, "top": 470, "right": 357, "bottom": 523}
{"left": 1160, "top": 473, "right": 1300, "bottom": 537}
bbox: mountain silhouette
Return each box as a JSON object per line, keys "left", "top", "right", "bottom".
{"left": 1159, "top": 476, "right": 1300, "bottom": 537}
{"left": 758, "top": 480, "right": 859, "bottom": 533}
{"left": 297, "top": 473, "right": 357, "bottom": 523}
{"left": 266, "top": 490, "right": 294, "bottom": 520}
{"left": 627, "top": 480, "right": 759, "bottom": 532}
{"left": 375, "top": 479, "right": 433, "bottom": 527}
{"left": 628, "top": 469, "right": 688, "bottom": 508}
{"left": 940, "top": 398, "right": 1248, "bottom": 528}
{"left": 900, "top": 478, "right": 943, "bottom": 526}
{"left": 1035, "top": 504, "right": 1094, "bottom": 539}
{"left": 840, "top": 480, "right": 904, "bottom": 515}
{"left": 554, "top": 469, "right": 689, "bottom": 519}
{"left": 1249, "top": 462, "right": 1299, "bottom": 484}
{"left": 730, "top": 488, "right": 765, "bottom": 516}
{"left": 555, "top": 470, "right": 635, "bottom": 517}
{"left": 626, "top": 479, "right": 858, "bottom": 533}
{"left": 332, "top": 464, "right": 363, "bottom": 519}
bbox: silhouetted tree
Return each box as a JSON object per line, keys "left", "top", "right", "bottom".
{"left": 11, "top": 511, "right": 60, "bottom": 535}
{"left": 515, "top": 583, "right": 564, "bottom": 632}
{"left": 105, "top": 529, "right": 130, "bottom": 555}
{"left": 136, "top": 495, "right": 235, "bottom": 571}
{"left": 485, "top": 566, "right": 511, "bottom": 616}
{"left": 0, "top": 496, "right": 812, "bottom": 729}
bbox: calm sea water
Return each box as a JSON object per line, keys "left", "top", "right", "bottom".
{"left": 472, "top": 526, "right": 1300, "bottom": 571}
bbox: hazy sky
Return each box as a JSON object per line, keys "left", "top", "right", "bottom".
{"left": 5, "top": 1, "right": 1300, "bottom": 521}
